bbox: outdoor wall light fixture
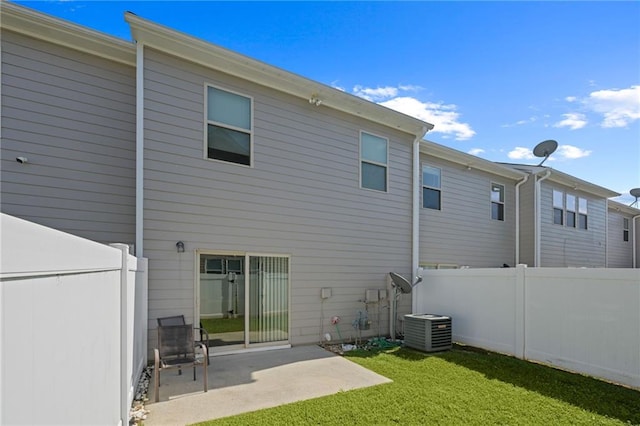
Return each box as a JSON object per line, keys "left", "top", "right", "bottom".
{"left": 176, "top": 241, "right": 185, "bottom": 253}
{"left": 308, "top": 94, "right": 322, "bottom": 106}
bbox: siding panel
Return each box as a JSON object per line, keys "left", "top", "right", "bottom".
{"left": 143, "top": 48, "right": 416, "bottom": 347}
{"left": 419, "top": 155, "right": 518, "bottom": 268}
{"left": 1, "top": 30, "right": 136, "bottom": 244}
{"left": 539, "top": 183, "right": 607, "bottom": 267}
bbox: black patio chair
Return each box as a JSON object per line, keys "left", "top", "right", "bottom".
{"left": 154, "top": 324, "right": 208, "bottom": 402}
{"left": 157, "top": 315, "right": 210, "bottom": 364}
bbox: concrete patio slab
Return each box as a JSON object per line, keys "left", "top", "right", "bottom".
{"left": 144, "top": 345, "right": 391, "bottom": 425}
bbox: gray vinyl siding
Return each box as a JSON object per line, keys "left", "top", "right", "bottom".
{"left": 607, "top": 209, "right": 634, "bottom": 268}
{"left": 518, "top": 178, "right": 535, "bottom": 266}
{"left": 539, "top": 183, "right": 607, "bottom": 267}
{"left": 0, "top": 30, "right": 136, "bottom": 244}
{"left": 419, "top": 155, "right": 517, "bottom": 268}
{"left": 142, "top": 48, "right": 414, "bottom": 348}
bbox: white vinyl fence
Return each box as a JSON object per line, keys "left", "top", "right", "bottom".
{"left": 413, "top": 265, "right": 640, "bottom": 389}
{"left": 0, "top": 214, "right": 148, "bottom": 425}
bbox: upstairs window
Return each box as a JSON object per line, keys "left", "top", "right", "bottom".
{"left": 206, "top": 85, "right": 252, "bottom": 166}
{"left": 491, "top": 183, "right": 505, "bottom": 221}
{"left": 422, "top": 165, "right": 441, "bottom": 210}
{"left": 623, "top": 217, "right": 630, "bottom": 242}
{"left": 553, "top": 190, "right": 564, "bottom": 225}
{"left": 578, "top": 198, "right": 588, "bottom": 229}
{"left": 360, "top": 132, "right": 388, "bottom": 192}
{"left": 566, "top": 194, "right": 576, "bottom": 228}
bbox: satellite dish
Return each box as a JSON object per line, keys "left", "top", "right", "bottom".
{"left": 532, "top": 139, "right": 558, "bottom": 166}
{"left": 630, "top": 188, "right": 640, "bottom": 207}
{"left": 389, "top": 272, "right": 422, "bottom": 294}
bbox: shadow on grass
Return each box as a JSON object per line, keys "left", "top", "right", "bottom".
{"left": 371, "top": 345, "right": 640, "bottom": 424}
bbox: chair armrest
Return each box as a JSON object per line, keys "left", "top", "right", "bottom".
{"left": 195, "top": 327, "right": 210, "bottom": 346}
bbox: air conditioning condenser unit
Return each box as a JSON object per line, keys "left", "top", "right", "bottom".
{"left": 403, "top": 313, "right": 452, "bottom": 352}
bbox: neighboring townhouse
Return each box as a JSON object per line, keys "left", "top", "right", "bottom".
{"left": 502, "top": 164, "right": 620, "bottom": 267}
{"left": 1, "top": 3, "right": 137, "bottom": 246}
{"left": 607, "top": 200, "right": 640, "bottom": 268}
{"left": 418, "top": 140, "right": 527, "bottom": 268}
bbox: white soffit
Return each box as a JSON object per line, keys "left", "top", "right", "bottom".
{"left": 124, "top": 12, "right": 433, "bottom": 138}
{"left": 505, "top": 164, "right": 620, "bottom": 198}
{"left": 608, "top": 200, "right": 640, "bottom": 215}
{"left": 0, "top": 2, "right": 135, "bottom": 66}
{"left": 420, "top": 140, "right": 526, "bottom": 180}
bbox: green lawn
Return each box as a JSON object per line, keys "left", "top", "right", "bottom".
{"left": 195, "top": 345, "right": 639, "bottom": 425}
{"left": 201, "top": 317, "right": 244, "bottom": 334}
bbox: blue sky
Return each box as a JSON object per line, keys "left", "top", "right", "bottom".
{"left": 15, "top": 1, "right": 640, "bottom": 204}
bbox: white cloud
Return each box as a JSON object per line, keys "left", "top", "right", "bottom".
{"left": 553, "top": 113, "right": 588, "bottom": 130}
{"left": 352, "top": 85, "right": 399, "bottom": 102}
{"left": 380, "top": 97, "right": 476, "bottom": 140}
{"left": 507, "top": 144, "right": 591, "bottom": 163}
{"left": 468, "top": 148, "right": 485, "bottom": 156}
{"left": 501, "top": 116, "right": 537, "bottom": 128}
{"left": 585, "top": 85, "right": 640, "bottom": 128}
{"left": 331, "top": 81, "right": 346, "bottom": 92}
{"left": 350, "top": 84, "right": 475, "bottom": 140}
{"left": 565, "top": 96, "right": 577, "bottom": 103}
{"left": 508, "top": 147, "right": 536, "bottom": 160}
{"left": 556, "top": 145, "right": 591, "bottom": 159}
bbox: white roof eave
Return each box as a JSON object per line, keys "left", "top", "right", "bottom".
{"left": 420, "top": 140, "right": 527, "bottom": 180}
{"left": 125, "top": 12, "right": 433, "bottom": 138}
{"left": 1, "top": 2, "right": 136, "bottom": 66}
{"left": 502, "top": 164, "right": 621, "bottom": 198}
{"left": 608, "top": 200, "right": 640, "bottom": 215}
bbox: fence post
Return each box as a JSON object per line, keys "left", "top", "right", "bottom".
{"left": 514, "top": 264, "right": 527, "bottom": 359}
{"left": 111, "top": 244, "right": 130, "bottom": 426}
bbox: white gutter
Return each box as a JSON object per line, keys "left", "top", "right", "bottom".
{"left": 534, "top": 170, "right": 551, "bottom": 267}
{"left": 633, "top": 214, "right": 640, "bottom": 268}
{"left": 135, "top": 42, "right": 144, "bottom": 257}
{"left": 514, "top": 174, "right": 529, "bottom": 265}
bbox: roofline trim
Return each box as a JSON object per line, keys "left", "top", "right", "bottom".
{"left": 420, "top": 140, "right": 527, "bottom": 180}
{"left": 500, "top": 164, "right": 620, "bottom": 198}
{"left": 1, "top": 2, "right": 136, "bottom": 66}
{"left": 125, "top": 12, "right": 433, "bottom": 137}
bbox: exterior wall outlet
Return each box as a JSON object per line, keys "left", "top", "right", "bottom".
{"left": 321, "top": 287, "right": 332, "bottom": 299}
{"left": 366, "top": 289, "right": 379, "bottom": 302}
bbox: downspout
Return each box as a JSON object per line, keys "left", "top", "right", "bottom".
{"left": 534, "top": 170, "right": 551, "bottom": 267}
{"left": 390, "top": 128, "right": 427, "bottom": 341}
{"left": 514, "top": 174, "right": 529, "bottom": 265}
{"left": 605, "top": 201, "right": 609, "bottom": 267}
{"left": 633, "top": 214, "right": 640, "bottom": 268}
{"left": 135, "top": 41, "right": 144, "bottom": 257}
{"left": 412, "top": 128, "right": 428, "bottom": 314}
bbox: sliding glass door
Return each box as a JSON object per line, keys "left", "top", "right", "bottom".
{"left": 198, "top": 252, "right": 289, "bottom": 349}
{"left": 248, "top": 255, "right": 289, "bottom": 344}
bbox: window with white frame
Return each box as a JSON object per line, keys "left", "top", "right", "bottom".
{"left": 578, "top": 197, "right": 588, "bottom": 229}
{"left": 491, "top": 183, "right": 505, "bottom": 221}
{"left": 206, "top": 85, "right": 252, "bottom": 166}
{"left": 566, "top": 194, "right": 576, "bottom": 228}
{"left": 422, "top": 165, "right": 441, "bottom": 210}
{"left": 553, "top": 190, "right": 564, "bottom": 225}
{"left": 360, "top": 132, "right": 388, "bottom": 192}
{"left": 623, "top": 217, "right": 630, "bottom": 242}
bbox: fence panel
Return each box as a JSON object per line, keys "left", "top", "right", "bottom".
{"left": 417, "top": 265, "right": 640, "bottom": 389}
{"left": 525, "top": 268, "right": 640, "bottom": 388}
{"left": 1, "top": 214, "right": 146, "bottom": 425}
